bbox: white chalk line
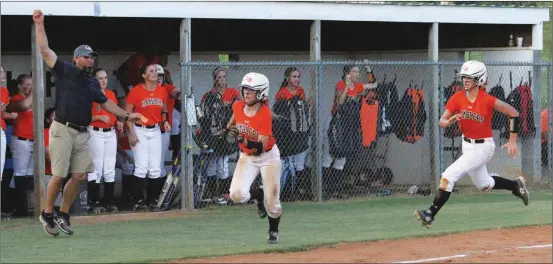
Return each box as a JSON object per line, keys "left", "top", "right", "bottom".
{"left": 395, "top": 243, "right": 552, "bottom": 263}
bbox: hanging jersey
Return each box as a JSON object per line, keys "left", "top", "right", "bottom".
{"left": 90, "top": 89, "right": 118, "bottom": 128}
{"left": 126, "top": 84, "right": 167, "bottom": 126}
{"left": 1, "top": 87, "right": 10, "bottom": 131}
{"left": 446, "top": 89, "right": 496, "bottom": 139}
{"left": 360, "top": 93, "right": 378, "bottom": 148}
{"left": 10, "top": 94, "right": 34, "bottom": 140}
{"left": 232, "top": 100, "right": 275, "bottom": 155}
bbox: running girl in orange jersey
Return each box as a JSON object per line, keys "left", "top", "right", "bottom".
{"left": 125, "top": 64, "right": 171, "bottom": 211}
{"left": 224, "top": 72, "right": 282, "bottom": 244}
{"left": 414, "top": 60, "right": 529, "bottom": 228}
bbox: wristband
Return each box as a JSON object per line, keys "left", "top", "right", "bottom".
{"left": 509, "top": 117, "right": 520, "bottom": 133}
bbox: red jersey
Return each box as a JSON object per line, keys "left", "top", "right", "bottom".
{"left": 45, "top": 128, "right": 52, "bottom": 175}
{"left": 275, "top": 86, "right": 306, "bottom": 101}
{"left": 332, "top": 80, "right": 364, "bottom": 113}
{"left": 445, "top": 89, "right": 497, "bottom": 139}
{"left": 11, "top": 94, "right": 34, "bottom": 140}
{"left": 1, "top": 87, "right": 9, "bottom": 131}
{"left": 126, "top": 84, "right": 167, "bottom": 126}
{"left": 162, "top": 83, "right": 177, "bottom": 132}
{"left": 232, "top": 100, "right": 275, "bottom": 155}
{"left": 90, "top": 89, "right": 118, "bottom": 128}
{"left": 118, "top": 129, "right": 132, "bottom": 151}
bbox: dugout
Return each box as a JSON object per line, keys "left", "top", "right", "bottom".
{"left": 0, "top": 1, "right": 550, "bottom": 212}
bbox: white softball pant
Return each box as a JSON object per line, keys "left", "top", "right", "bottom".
{"left": 11, "top": 137, "right": 34, "bottom": 177}
{"left": 87, "top": 127, "right": 117, "bottom": 183}
{"left": 230, "top": 145, "right": 282, "bottom": 219}
{"left": 206, "top": 155, "right": 230, "bottom": 179}
{"left": 0, "top": 129, "right": 5, "bottom": 180}
{"left": 441, "top": 136, "right": 496, "bottom": 192}
{"left": 322, "top": 114, "right": 346, "bottom": 170}
{"left": 131, "top": 125, "right": 162, "bottom": 179}
{"left": 160, "top": 132, "right": 171, "bottom": 177}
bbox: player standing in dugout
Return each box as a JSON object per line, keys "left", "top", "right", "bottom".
{"left": 33, "top": 9, "right": 145, "bottom": 237}
{"left": 414, "top": 60, "right": 530, "bottom": 227}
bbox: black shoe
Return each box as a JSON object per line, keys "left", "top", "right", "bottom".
{"left": 267, "top": 231, "right": 279, "bottom": 244}
{"left": 133, "top": 200, "right": 149, "bottom": 212}
{"left": 255, "top": 188, "right": 267, "bottom": 219}
{"left": 1, "top": 212, "right": 11, "bottom": 220}
{"left": 414, "top": 209, "right": 434, "bottom": 228}
{"left": 513, "top": 176, "right": 530, "bottom": 206}
{"left": 54, "top": 212, "right": 73, "bottom": 235}
{"left": 89, "top": 201, "right": 106, "bottom": 214}
{"left": 39, "top": 211, "right": 59, "bottom": 237}
{"left": 149, "top": 200, "right": 161, "bottom": 212}
{"left": 105, "top": 201, "right": 119, "bottom": 213}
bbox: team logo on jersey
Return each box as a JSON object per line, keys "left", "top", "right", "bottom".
{"left": 141, "top": 98, "right": 164, "bottom": 108}
{"left": 461, "top": 110, "right": 484, "bottom": 123}
{"left": 236, "top": 123, "right": 258, "bottom": 139}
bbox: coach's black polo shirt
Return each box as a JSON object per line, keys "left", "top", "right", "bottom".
{"left": 52, "top": 59, "right": 108, "bottom": 127}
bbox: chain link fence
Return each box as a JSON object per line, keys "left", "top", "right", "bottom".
{"left": 172, "top": 60, "right": 552, "bottom": 211}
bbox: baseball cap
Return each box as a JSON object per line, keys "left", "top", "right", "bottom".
{"left": 74, "top": 44, "right": 98, "bottom": 58}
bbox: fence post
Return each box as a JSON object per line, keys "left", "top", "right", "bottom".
{"left": 179, "top": 18, "right": 194, "bottom": 211}
{"left": 429, "top": 23, "right": 440, "bottom": 189}
{"left": 315, "top": 62, "right": 323, "bottom": 202}
{"left": 310, "top": 20, "right": 323, "bottom": 202}
{"left": 438, "top": 63, "right": 445, "bottom": 176}
{"left": 31, "top": 24, "right": 46, "bottom": 218}
{"left": 542, "top": 64, "right": 553, "bottom": 179}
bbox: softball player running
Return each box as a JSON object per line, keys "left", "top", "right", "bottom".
{"left": 414, "top": 60, "right": 529, "bottom": 227}
{"left": 87, "top": 68, "right": 120, "bottom": 213}
{"left": 224, "top": 72, "right": 282, "bottom": 244}
{"left": 201, "top": 67, "right": 239, "bottom": 203}
{"left": 125, "top": 64, "right": 171, "bottom": 211}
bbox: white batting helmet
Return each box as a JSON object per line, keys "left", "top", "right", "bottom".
{"left": 239, "top": 72, "right": 269, "bottom": 101}
{"left": 459, "top": 60, "right": 488, "bottom": 87}
{"left": 154, "top": 64, "right": 165, "bottom": 75}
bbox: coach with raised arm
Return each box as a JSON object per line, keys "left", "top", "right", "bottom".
{"left": 33, "top": 9, "right": 145, "bottom": 237}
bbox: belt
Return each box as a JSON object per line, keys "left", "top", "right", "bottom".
{"left": 92, "top": 126, "right": 113, "bottom": 132}
{"left": 17, "top": 136, "right": 34, "bottom": 142}
{"left": 54, "top": 117, "right": 88, "bottom": 133}
{"left": 135, "top": 123, "right": 158, "bottom": 129}
{"left": 241, "top": 146, "right": 273, "bottom": 156}
{"left": 463, "top": 137, "right": 485, "bottom": 144}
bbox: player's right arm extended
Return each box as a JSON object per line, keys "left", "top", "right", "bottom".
{"left": 125, "top": 104, "right": 137, "bottom": 137}
{"left": 34, "top": 19, "right": 57, "bottom": 68}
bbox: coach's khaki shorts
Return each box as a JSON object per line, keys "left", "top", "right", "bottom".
{"left": 49, "top": 121, "right": 93, "bottom": 178}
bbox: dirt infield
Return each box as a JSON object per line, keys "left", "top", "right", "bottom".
{"left": 175, "top": 225, "right": 552, "bottom": 263}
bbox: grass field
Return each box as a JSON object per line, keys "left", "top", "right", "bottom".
{"left": 0, "top": 190, "right": 551, "bottom": 263}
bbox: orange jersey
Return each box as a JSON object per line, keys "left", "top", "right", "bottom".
{"left": 1, "top": 87, "right": 9, "bottom": 131}
{"left": 90, "top": 89, "right": 118, "bottom": 128}
{"left": 11, "top": 94, "right": 34, "bottom": 140}
{"left": 445, "top": 89, "right": 497, "bottom": 139}
{"left": 332, "top": 80, "right": 364, "bottom": 113}
{"left": 275, "top": 86, "right": 306, "bottom": 101}
{"left": 45, "top": 128, "right": 52, "bottom": 175}
{"left": 127, "top": 84, "right": 167, "bottom": 126}
{"left": 232, "top": 100, "right": 276, "bottom": 155}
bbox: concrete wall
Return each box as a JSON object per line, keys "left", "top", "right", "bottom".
{"left": 0, "top": 48, "right": 536, "bottom": 185}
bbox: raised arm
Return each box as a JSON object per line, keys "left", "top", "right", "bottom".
{"left": 33, "top": 10, "right": 58, "bottom": 68}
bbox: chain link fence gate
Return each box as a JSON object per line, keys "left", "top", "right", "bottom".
{"left": 175, "top": 60, "right": 552, "bottom": 211}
